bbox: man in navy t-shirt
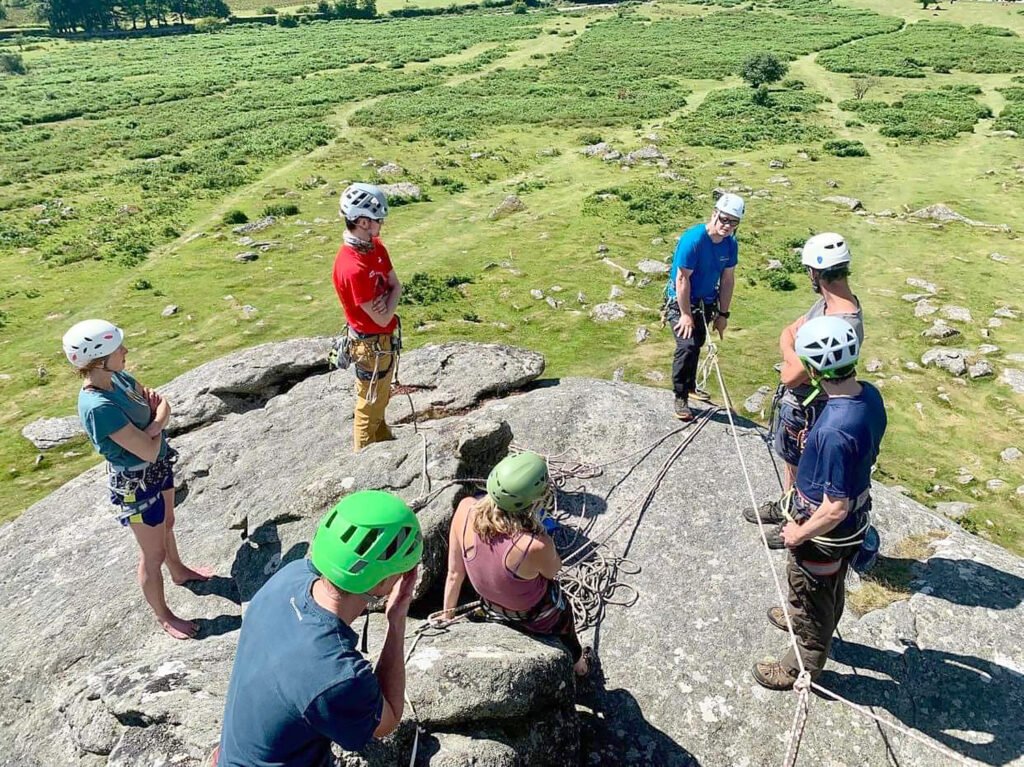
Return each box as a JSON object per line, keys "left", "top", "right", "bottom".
{"left": 216, "top": 491, "right": 423, "bottom": 766}
{"left": 664, "top": 193, "right": 744, "bottom": 421}
{"left": 752, "top": 316, "right": 886, "bottom": 691}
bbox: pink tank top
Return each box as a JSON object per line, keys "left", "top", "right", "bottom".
{"left": 462, "top": 509, "right": 547, "bottom": 612}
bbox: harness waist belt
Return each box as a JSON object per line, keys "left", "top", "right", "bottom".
{"left": 800, "top": 559, "right": 843, "bottom": 577}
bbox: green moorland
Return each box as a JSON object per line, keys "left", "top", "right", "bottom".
{"left": 1, "top": 0, "right": 1023, "bottom": 556}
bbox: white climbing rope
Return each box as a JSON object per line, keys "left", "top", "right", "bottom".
{"left": 710, "top": 350, "right": 978, "bottom": 767}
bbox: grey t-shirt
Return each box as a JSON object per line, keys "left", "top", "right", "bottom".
{"left": 788, "top": 296, "right": 864, "bottom": 402}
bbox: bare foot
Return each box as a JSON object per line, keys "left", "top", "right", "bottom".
{"left": 159, "top": 615, "right": 198, "bottom": 640}
{"left": 170, "top": 565, "right": 215, "bottom": 586}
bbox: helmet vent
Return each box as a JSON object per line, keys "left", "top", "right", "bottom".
{"left": 349, "top": 559, "right": 368, "bottom": 574}
{"left": 355, "top": 527, "right": 379, "bottom": 556}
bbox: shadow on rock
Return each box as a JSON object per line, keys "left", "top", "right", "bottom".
{"left": 869, "top": 556, "right": 1024, "bottom": 611}
{"left": 231, "top": 521, "right": 310, "bottom": 603}
{"left": 578, "top": 686, "right": 701, "bottom": 767}
{"left": 821, "top": 638, "right": 1024, "bottom": 766}
{"left": 184, "top": 575, "right": 241, "bottom": 605}
{"left": 194, "top": 614, "right": 244, "bottom": 639}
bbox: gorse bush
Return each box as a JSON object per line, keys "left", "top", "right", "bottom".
{"left": 263, "top": 203, "right": 300, "bottom": 217}
{"left": 223, "top": 209, "right": 249, "bottom": 225}
{"left": 672, "top": 87, "right": 829, "bottom": 150}
{"left": 994, "top": 86, "right": 1024, "bottom": 134}
{"left": 839, "top": 86, "right": 991, "bottom": 141}
{"left": 819, "top": 21, "right": 1024, "bottom": 77}
{"left": 401, "top": 273, "right": 474, "bottom": 306}
{"left": 823, "top": 139, "right": 868, "bottom": 157}
{"left": 582, "top": 181, "right": 699, "bottom": 235}
{"left": 1, "top": 53, "right": 27, "bottom": 75}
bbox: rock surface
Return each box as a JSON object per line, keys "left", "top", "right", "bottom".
{"left": 3, "top": 344, "right": 1024, "bottom": 767}
{"left": 21, "top": 415, "right": 85, "bottom": 449}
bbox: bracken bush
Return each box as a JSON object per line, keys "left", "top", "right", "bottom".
{"left": 582, "top": 181, "right": 699, "bottom": 235}
{"left": 823, "top": 139, "right": 869, "bottom": 157}
{"left": 401, "top": 273, "right": 474, "bottom": 306}
{"left": 838, "top": 85, "right": 991, "bottom": 141}
{"left": 994, "top": 86, "right": 1024, "bottom": 134}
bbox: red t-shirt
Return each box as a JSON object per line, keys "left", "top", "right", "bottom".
{"left": 332, "top": 238, "right": 398, "bottom": 335}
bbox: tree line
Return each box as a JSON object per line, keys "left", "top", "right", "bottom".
{"left": 35, "top": 0, "right": 231, "bottom": 33}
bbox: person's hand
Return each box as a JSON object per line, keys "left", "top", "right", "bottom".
{"left": 144, "top": 387, "right": 163, "bottom": 412}
{"left": 781, "top": 522, "right": 804, "bottom": 549}
{"left": 385, "top": 566, "right": 418, "bottom": 622}
{"left": 674, "top": 313, "right": 694, "bottom": 339}
{"left": 371, "top": 294, "right": 388, "bottom": 315}
{"left": 713, "top": 315, "right": 728, "bottom": 339}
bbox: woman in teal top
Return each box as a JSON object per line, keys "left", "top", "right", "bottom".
{"left": 64, "top": 319, "right": 212, "bottom": 640}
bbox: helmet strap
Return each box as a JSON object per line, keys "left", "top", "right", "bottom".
{"left": 807, "top": 268, "right": 822, "bottom": 294}
{"left": 800, "top": 363, "right": 824, "bottom": 406}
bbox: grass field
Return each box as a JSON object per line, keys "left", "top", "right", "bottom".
{"left": 1, "top": 0, "right": 1023, "bottom": 555}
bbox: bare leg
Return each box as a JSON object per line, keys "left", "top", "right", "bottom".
{"left": 161, "top": 488, "right": 214, "bottom": 586}
{"left": 130, "top": 521, "right": 197, "bottom": 640}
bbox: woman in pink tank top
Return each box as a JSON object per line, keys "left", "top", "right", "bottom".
{"left": 442, "top": 451, "right": 591, "bottom": 677}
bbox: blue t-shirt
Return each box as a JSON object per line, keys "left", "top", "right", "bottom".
{"left": 666, "top": 223, "right": 739, "bottom": 303}
{"left": 219, "top": 560, "right": 383, "bottom": 767}
{"left": 77, "top": 371, "right": 167, "bottom": 470}
{"left": 796, "top": 383, "right": 887, "bottom": 521}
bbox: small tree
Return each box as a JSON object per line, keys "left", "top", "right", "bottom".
{"left": 1, "top": 53, "right": 27, "bottom": 75}
{"left": 851, "top": 76, "right": 879, "bottom": 101}
{"left": 740, "top": 52, "right": 788, "bottom": 89}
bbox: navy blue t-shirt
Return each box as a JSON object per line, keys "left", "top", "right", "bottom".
{"left": 219, "top": 560, "right": 383, "bottom": 767}
{"left": 666, "top": 223, "right": 738, "bottom": 303}
{"left": 796, "top": 383, "right": 887, "bottom": 521}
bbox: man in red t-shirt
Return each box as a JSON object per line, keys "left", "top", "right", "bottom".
{"left": 332, "top": 183, "right": 402, "bottom": 451}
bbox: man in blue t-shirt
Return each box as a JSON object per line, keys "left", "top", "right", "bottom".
{"left": 752, "top": 316, "right": 887, "bottom": 691}
{"left": 664, "top": 193, "right": 744, "bottom": 421}
{"left": 216, "top": 491, "right": 423, "bottom": 767}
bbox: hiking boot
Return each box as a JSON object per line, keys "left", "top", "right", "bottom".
{"left": 766, "top": 606, "right": 789, "bottom": 633}
{"left": 691, "top": 386, "right": 712, "bottom": 402}
{"left": 763, "top": 524, "right": 788, "bottom": 549}
{"left": 743, "top": 498, "right": 786, "bottom": 525}
{"left": 673, "top": 397, "right": 695, "bottom": 422}
{"left": 752, "top": 660, "right": 797, "bottom": 691}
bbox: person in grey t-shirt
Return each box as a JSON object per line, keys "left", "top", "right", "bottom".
{"left": 744, "top": 233, "right": 864, "bottom": 541}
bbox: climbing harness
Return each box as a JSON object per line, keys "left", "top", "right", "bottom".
{"left": 327, "top": 318, "right": 403, "bottom": 406}
{"left": 107, "top": 447, "right": 178, "bottom": 524}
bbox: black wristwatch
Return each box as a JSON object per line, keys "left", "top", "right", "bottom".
{"left": 719, "top": 310, "right": 731, "bottom": 319}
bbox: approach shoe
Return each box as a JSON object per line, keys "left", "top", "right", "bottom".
{"left": 766, "top": 606, "right": 789, "bottom": 633}
{"left": 752, "top": 660, "right": 797, "bottom": 691}
{"left": 762, "top": 524, "right": 786, "bottom": 550}
{"left": 743, "top": 498, "right": 787, "bottom": 525}
{"left": 674, "top": 398, "right": 695, "bottom": 422}
{"left": 691, "top": 386, "right": 712, "bottom": 402}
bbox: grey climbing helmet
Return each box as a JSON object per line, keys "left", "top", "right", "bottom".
{"left": 340, "top": 183, "right": 389, "bottom": 222}
{"left": 486, "top": 451, "right": 549, "bottom": 513}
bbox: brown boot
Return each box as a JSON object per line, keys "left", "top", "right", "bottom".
{"left": 766, "top": 606, "right": 789, "bottom": 632}
{"left": 674, "top": 397, "right": 695, "bottom": 422}
{"left": 752, "top": 660, "right": 797, "bottom": 691}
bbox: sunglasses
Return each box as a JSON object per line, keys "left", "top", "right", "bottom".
{"left": 717, "top": 213, "right": 741, "bottom": 228}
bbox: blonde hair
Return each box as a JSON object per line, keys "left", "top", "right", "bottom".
{"left": 75, "top": 357, "right": 108, "bottom": 378}
{"left": 471, "top": 494, "right": 545, "bottom": 543}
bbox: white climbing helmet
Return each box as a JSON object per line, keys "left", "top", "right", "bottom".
{"left": 62, "top": 319, "right": 123, "bottom": 368}
{"left": 714, "top": 193, "right": 745, "bottom": 220}
{"left": 339, "top": 183, "right": 389, "bottom": 222}
{"left": 801, "top": 232, "right": 851, "bottom": 270}
{"left": 795, "top": 316, "right": 860, "bottom": 377}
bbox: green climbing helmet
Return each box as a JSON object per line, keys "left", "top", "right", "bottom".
{"left": 486, "top": 451, "right": 549, "bottom": 513}
{"left": 310, "top": 490, "right": 422, "bottom": 594}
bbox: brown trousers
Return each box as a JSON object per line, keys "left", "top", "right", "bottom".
{"left": 781, "top": 555, "right": 849, "bottom": 679}
{"left": 350, "top": 334, "right": 395, "bottom": 452}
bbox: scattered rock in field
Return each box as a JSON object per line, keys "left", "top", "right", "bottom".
{"left": 237, "top": 236, "right": 254, "bottom": 246}
{"left": 902, "top": 293, "right": 927, "bottom": 303}
{"left": 376, "top": 163, "right": 403, "bottom": 178}
{"left": 720, "top": 159, "right": 736, "bottom": 167}
{"left": 241, "top": 305, "right": 258, "bottom": 319}
{"left": 990, "top": 253, "right": 1011, "bottom": 264}
{"left": 623, "top": 146, "right": 664, "bottom": 164}
{"left": 769, "top": 176, "right": 791, "bottom": 186}
{"left": 362, "top": 157, "right": 382, "bottom": 167}
{"left": 592, "top": 303, "right": 627, "bottom": 322}
{"left": 1006, "top": 353, "right": 1024, "bottom": 364}
{"left": 651, "top": 237, "right": 665, "bottom": 246}
{"left": 545, "top": 296, "right": 561, "bottom": 310}
{"left": 117, "top": 204, "right": 141, "bottom": 216}
{"left": 955, "top": 468, "right": 974, "bottom": 485}
{"left": 638, "top": 277, "right": 652, "bottom": 289}
{"left": 612, "top": 367, "right": 625, "bottom": 382}
{"left": 941, "top": 305, "right": 973, "bottom": 323}
{"left": 993, "top": 306, "right": 1018, "bottom": 320}
{"left": 744, "top": 386, "right": 772, "bottom": 414}
{"left": 914, "top": 300, "right": 938, "bottom": 318}
{"left": 977, "top": 344, "right": 999, "bottom": 355}
{"left": 643, "top": 370, "right": 664, "bottom": 382}
{"left": 489, "top": 195, "right": 526, "bottom": 221}
{"left": 989, "top": 318, "right": 1003, "bottom": 328}
{"left": 875, "top": 209, "right": 895, "bottom": 218}
{"left": 659, "top": 170, "right": 687, "bottom": 183}
{"left": 906, "top": 277, "right": 938, "bottom": 294}
{"left": 935, "top": 501, "right": 974, "bottom": 520}
{"left": 998, "top": 368, "right": 1024, "bottom": 394}
{"left": 234, "top": 252, "right": 259, "bottom": 263}
{"left": 990, "top": 129, "right": 1019, "bottom": 138}
{"left": 909, "top": 203, "right": 1008, "bottom": 231}
{"left": 582, "top": 142, "right": 618, "bottom": 160}
{"left": 608, "top": 286, "right": 624, "bottom": 300}
{"left": 635, "top": 327, "right": 650, "bottom": 344}
{"left": 821, "top": 195, "right": 863, "bottom": 211}
{"left": 751, "top": 189, "right": 772, "bottom": 199}
{"left": 233, "top": 216, "right": 276, "bottom": 234}
{"left": 636, "top": 260, "right": 669, "bottom": 275}
{"left": 968, "top": 360, "right": 994, "bottom": 379}
{"left": 825, "top": 179, "right": 839, "bottom": 188}
{"left": 161, "top": 305, "right": 179, "bottom": 318}
{"left": 21, "top": 416, "right": 84, "bottom": 450}
{"left": 596, "top": 243, "right": 609, "bottom": 254}
{"left": 905, "top": 360, "right": 921, "bottom": 371}
{"left": 769, "top": 159, "right": 785, "bottom": 169}
{"left": 643, "top": 133, "right": 660, "bottom": 144}
{"left": 921, "top": 348, "right": 969, "bottom": 376}
{"left": 577, "top": 291, "right": 587, "bottom": 305}
{"left": 1000, "top": 447, "right": 1022, "bottom": 463}
{"left": 549, "top": 286, "right": 563, "bottom": 293}
{"left": 987, "top": 479, "right": 1007, "bottom": 491}
{"left": 866, "top": 359, "right": 883, "bottom": 373}
{"left": 378, "top": 183, "right": 422, "bottom": 202}
{"left": 530, "top": 289, "right": 544, "bottom": 300}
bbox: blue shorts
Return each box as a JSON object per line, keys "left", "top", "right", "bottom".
{"left": 111, "top": 453, "right": 176, "bottom": 528}
{"left": 773, "top": 395, "right": 826, "bottom": 466}
{"left": 119, "top": 491, "right": 168, "bottom": 528}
